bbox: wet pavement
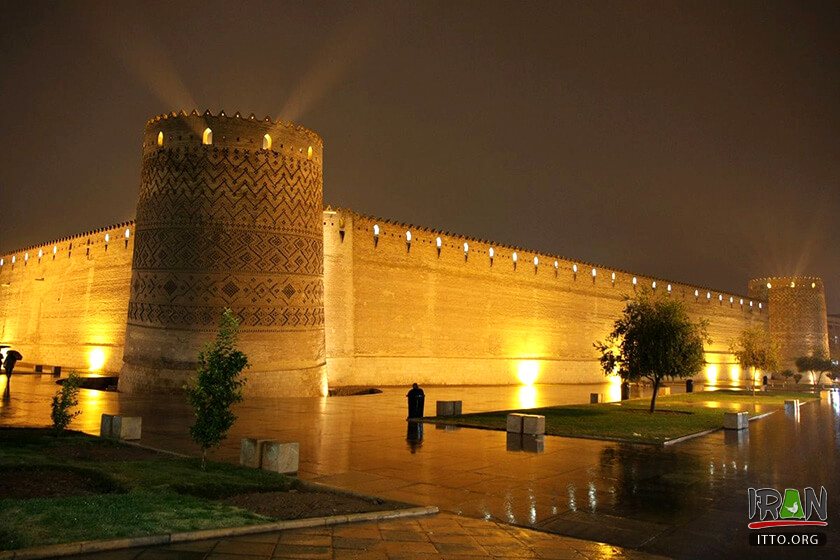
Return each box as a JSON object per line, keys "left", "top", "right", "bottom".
{"left": 2, "top": 375, "right": 839, "bottom": 558}
{"left": 71, "top": 513, "right": 665, "bottom": 560}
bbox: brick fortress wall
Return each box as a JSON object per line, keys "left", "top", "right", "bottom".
{"left": 323, "top": 210, "right": 770, "bottom": 388}
{"left": 0, "top": 223, "right": 134, "bottom": 373}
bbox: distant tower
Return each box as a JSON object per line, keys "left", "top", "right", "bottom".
{"left": 119, "top": 111, "right": 326, "bottom": 396}
{"left": 748, "top": 276, "right": 830, "bottom": 373}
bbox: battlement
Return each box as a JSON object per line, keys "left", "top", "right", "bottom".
{"left": 336, "top": 209, "right": 765, "bottom": 312}
{"left": 748, "top": 276, "right": 825, "bottom": 301}
{"left": 0, "top": 221, "right": 135, "bottom": 270}
{"left": 142, "top": 110, "right": 323, "bottom": 163}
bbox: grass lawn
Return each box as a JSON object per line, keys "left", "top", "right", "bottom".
{"left": 425, "top": 389, "right": 819, "bottom": 445}
{"left": 0, "top": 428, "right": 400, "bottom": 551}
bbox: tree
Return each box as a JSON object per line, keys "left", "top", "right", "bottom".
{"left": 730, "top": 327, "right": 779, "bottom": 394}
{"left": 795, "top": 351, "right": 832, "bottom": 386}
{"left": 780, "top": 369, "right": 795, "bottom": 386}
{"left": 51, "top": 372, "right": 82, "bottom": 434}
{"left": 595, "top": 290, "right": 708, "bottom": 413}
{"left": 186, "top": 308, "right": 249, "bottom": 469}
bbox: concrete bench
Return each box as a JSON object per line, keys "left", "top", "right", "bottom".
{"left": 100, "top": 414, "right": 142, "bottom": 440}
{"left": 723, "top": 411, "right": 749, "bottom": 430}
{"left": 240, "top": 438, "right": 299, "bottom": 474}
{"left": 261, "top": 441, "right": 299, "bottom": 474}
{"left": 506, "top": 413, "right": 545, "bottom": 435}
{"left": 436, "top": 400, "right": 463, "bottom": 416}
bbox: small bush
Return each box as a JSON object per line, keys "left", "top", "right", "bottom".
{"left": 51, "top": 372, "right": 82, "bottom": 434}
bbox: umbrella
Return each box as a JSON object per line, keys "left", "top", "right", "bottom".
{"left": 4, "top": 350, "right": 22, "bottom": 361}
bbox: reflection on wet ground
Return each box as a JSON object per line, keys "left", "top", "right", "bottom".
{"left": 2, "top": 375, "right": 838, "bottom": 558}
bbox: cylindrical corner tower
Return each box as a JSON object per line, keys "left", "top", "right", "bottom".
{"left": 119, "top": 110, "right": 326, "bottom": 396}
{"left": 748, "top": 276, "right": 830, "bottom": 371}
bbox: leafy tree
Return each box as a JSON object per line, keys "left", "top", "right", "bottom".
{"left": 795, "top": 351, "right": 833, "bottom": 386}
{"left": 595, "top": 290, "right": 708, "bottom": 413}
{"left": 51, "top": 372, "right": 82, "bottom": 434}
{"left": 730, "top": 327, "right": 779, "bottom": 394}
{"left": 186, "top": 308, "right": 249, "bottom": 469}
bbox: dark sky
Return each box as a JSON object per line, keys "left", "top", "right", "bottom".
{"left": 1, "top": 1, "right": 838, "bottom": 311}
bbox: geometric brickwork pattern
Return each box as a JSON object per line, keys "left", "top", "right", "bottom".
{"left": 128, "top": 141, "right": 324, "bottom": 332}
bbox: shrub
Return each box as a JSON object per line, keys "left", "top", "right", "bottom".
{"left": 50, "top": 372, "right": 82, "bottom": 434}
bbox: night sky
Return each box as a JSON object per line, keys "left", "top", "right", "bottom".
{"left": 1, "top": 1, "right": 837, "bottom": 311}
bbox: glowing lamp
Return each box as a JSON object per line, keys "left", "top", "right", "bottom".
{"left": 489, "top": 247, "right": 495, "bottom": 258}
{"left": 591, "top": 268, "right": 597, "bottom": 277}
{"left": 652, "top": 281, "right": 657, "bottom": 289}
{"left": 759, "top": 303, "right": 763, "bottom": 309}
{"left": 436, "top": 236, "right": 442, "bottom": 248}
{"left": 405, "top": 231, "right": 412, "bottom": 242}
{"left": 790, "top": 281, "right": 795, "bottom": 288}
{"left": 718, "top": 294, "right": 723, "bottom": 301}
{"left": 11, "top": 256, "right": 15, "bottom": 264}
{"left": 464, "top": 242, "right": 469, "bottom": 253}
{"left": 811, "top": 282, "right": 816, "bottom": 288}
{"left": 87, "top": 347, "right": 107, "bottom": 371}
{"left": 124, "top": 228, "right": 130, "bottom": 239}
{"left": 766, "top": 282, "right": 772, "bottom": 289}
{"left": 739, "top": 298, "right": 743, "bottom": 305}
{"left": 667, "top": 284, "right": 672, "bottom": 292}
{"left": 512, "top": 252, "right": 518, "bottom": 262}
{"left": 53, "top": 245, "right": 58, "bottom": 254}
{"left": 554, "top": 260, "right": 559, "bottom": 269}
{"left": 694, "top": 289, "right": 699, "bottom": 297}
{"left": 373, "top": 224, "right": 380, "bottom": 236}
{"left": 104, "top": 233, "right": 110, "bottom": 243}
{"left": 611, "top": 272, "right": 616, "bottom": 281}
{"left": 517, "top": 360, "right": 539, "bottom": 386}
{"left": 0, "top": 258, "right": 4, "bottom": 266}
{"left": 24, "top": 253, "right": 29, "bottom": 262}
{"left": 706, "top": 292, "right": 711, "bottom": 299}
{"left": 572, "top": 264, "right": 578, "bottom": 273}
{"left": 749, "top": 301, "right": 753, "bottom": 307}
{"left": 534, "top": 256, "right": 539, "bottom": 266}
{"left": 632, "top": 277, "right": 637, "bottom": 285}
{"left": 38, "top": 249, "right": 43, "bottom": 258}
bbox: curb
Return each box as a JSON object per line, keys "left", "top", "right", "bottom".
{"left": 0, "top": 505, "right": 438, "bottom": 560}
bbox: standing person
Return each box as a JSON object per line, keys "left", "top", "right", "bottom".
{"left": 406, "top": 382, "right": 425, "bottom": 419}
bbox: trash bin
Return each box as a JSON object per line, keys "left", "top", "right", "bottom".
{"left": 686, "top": 379, "right": 694, "bottom": 393}
{"left": 406, "top": 383, "right": 425, "bottom": 419}
{"left": 621, "top": 381, "right": 630, "bottom": 401}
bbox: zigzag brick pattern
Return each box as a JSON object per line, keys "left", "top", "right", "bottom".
{"left": 128, "top": 145, "right": 323, "bottom": 332}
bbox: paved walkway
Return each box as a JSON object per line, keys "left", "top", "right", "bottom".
{"left": 74, "top": 513, "right": 664, "bottom": 560}
{"left": 3, "top": 376, "right": 839, "bottom": 558}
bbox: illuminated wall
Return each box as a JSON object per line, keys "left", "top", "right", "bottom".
{"left": 0, "top": 223, "right": 134, "bottom": 373}
{"left": 323, "top": 210, "right": 770, "bottom": 387}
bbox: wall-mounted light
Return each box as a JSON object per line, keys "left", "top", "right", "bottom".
{"left": 24, "top": 253, "right": 29, "bottom": 264}
{"left": 667, "top": 284, "right": 672, "bottom": 293}
{"left": 405, "top": 230, "right": 412, "bottom": 252}
{"left": 632, "top": 276, "right": 637, "bottom": 288}
{"left": 373, "top": 224, "right": 380, "bottom": 247}
{"left": 790, "top": 281, "right": 796, "bottom": 288}
{"left": 11, "top": 256, "right": 15, "bottom": 264}
{"left": 750, "top": 301, "right": 753, "bottom": 307}
{"left": 53, "top": 245, "right": 58, "bottom": 258}
{"left": 0, "top": 258, "right": 4, "bottom": 266}
{"left": 104, "top": 233, "right": 110, "bottom": 251}
{"left": 694, "top": 289, "right": 699, "bottom": 299}
{"left": 766, "top": 282, "right": 772, "bottom": 289}
{"left": 652, "top": 281, "right": 657, "bottom": 289}
{"left": 512, "top": 251, "right": 518, "bottom": 270}
{"left": 463, "top": 242, "right": 469, "bottom": 261}
{"left": 489, "top": 247, "right": 495, "bottom": 266}
{"left": 554, "top": 260, "right": 559, "bottom": 277}
{"left": 611, "top": 271, "right": 616, "bottom": 285}
{"left": 533, "top": 256, "right": 539, "bottom": 273}
{"left": 157, "top": 131, "right": 164, "bottom": 147}
{"left": 436, "top": 236, "right": 442, "bottom": 257}
{"left": 729, "top": 296, "right": 734, "bottom": 306}
{"left": 718, "top": 294, "right": 723, "bottom": 303}
{"left": 812, "top": 282, "right": 816, "bottom": 289}
{"left": 706, "top": 291, "right": 711, "bottom": 300}
{"left": 759, "top": 303, "right": 763, "bottom": 310}
{"left": 572, "top": 263, "right": 578, "bottom": 280}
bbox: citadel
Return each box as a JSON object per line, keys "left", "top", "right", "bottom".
{"left": 0, "top": 111, "right": 833, "bottom": 396}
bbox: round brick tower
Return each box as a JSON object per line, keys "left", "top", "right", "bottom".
{"left": 119, "top": 110, "right": 326, "bottom": 396}
{"left": 748, "top": 276, "right": 830, "bottom": 373}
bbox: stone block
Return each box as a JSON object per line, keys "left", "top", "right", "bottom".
{"left": 261, "top": 441, "right": 299, "bottom": 474}
{"left": 723, "top": 411, "right": 749, "bottom": 430}
{"left": 240, "top": 438, "right": 272, "bottom": 468}
{"left": 52, "top": 366, "right": 62, "bottom": 377}
{"left": 112, "top": 416, "right": 142, "bottom": 440}
{"left": 100, "top": 414, "right": 114, "bottom": 438}
{"left": 436, "top": 400, "right": 462, "bottom": 416}
{"left": 506, "top": 413, "right": 526, "bottom": 433}
{"left": 589, "top": 393, "right": 602, "bottom": 404}
{"left": 34, "top": 365, "right": 43, "bottom": 373}
{"left": 522, "top": 414, "right": 545, "bottom": 435}
{"left": 506, "top": 433, "right": 545, "bottom": 453}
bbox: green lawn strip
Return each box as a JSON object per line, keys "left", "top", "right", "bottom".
{"left": 0, "top": 429, "right": 300, "bottom": 550}
{"left": 426, "top": 390, "right": 816, "bottom": 444}
{"left": 0, "top": 491, "right": 269, "bottom": 550}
